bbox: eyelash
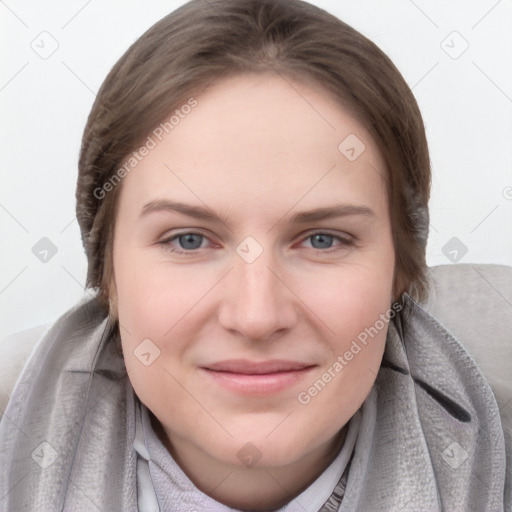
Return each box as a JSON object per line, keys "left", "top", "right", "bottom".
{"left": 158, "top": 230, "right": 354, "bottom": 255}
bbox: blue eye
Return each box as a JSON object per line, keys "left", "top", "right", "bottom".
{"left": 176, "top": 233, "right": 204, "bottom": 250}
{"left": 308, "top": 233, "right": 335, "bottom": 249}
{"left": 159, "top": 231, "right": 353, "bottom": 255}
{"left": 300, "top": 232, "right": 353, "bottom": 252}
{"left": 160, "top": 232, "right": 207, "bottom": 254}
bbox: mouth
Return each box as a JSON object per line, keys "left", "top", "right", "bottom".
{"left": 200, "top": 359, "right": 316, "bottom": 395}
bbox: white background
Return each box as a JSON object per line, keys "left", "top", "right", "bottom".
{"left": 1, "top": 0, "right": 511, "bottom": 337}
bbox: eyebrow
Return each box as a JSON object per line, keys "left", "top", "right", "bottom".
{"left": 139, "top": 199, "right": 375, "bottom": 226}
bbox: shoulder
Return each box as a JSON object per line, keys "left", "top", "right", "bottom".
{"left": 0, "top": 294, "right": 106, "bottom": 419}
{"left": 0, "top": 323, "right": 50, "bottom": 418}
{"left": 421, "top": 263, "right": 512, "bottom": 400}
{"left": 420, "top": 263, "right": 512, "bottom": 504}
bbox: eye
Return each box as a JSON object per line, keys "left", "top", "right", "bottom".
{"left": 158, "top": 230, "right": 354, "bottom": 256}
{"left": 159, "top": 232, "right": 210, "bottom": 254}
{"left": 299, "top": 231, "right": 354, "bottom": 252}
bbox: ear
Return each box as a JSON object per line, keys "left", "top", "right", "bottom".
{"left": 392, "top": 270, "right": 408, "bottom": 303}
{"left": 107, "top": 271, "right": 119, "bottom": 322}
{"left": 101, "top": 245, "right": 118, "bottom": 322}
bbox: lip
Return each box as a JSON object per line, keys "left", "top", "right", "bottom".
{"left": 200, "top": 359, "right": 316, "bottom": 395}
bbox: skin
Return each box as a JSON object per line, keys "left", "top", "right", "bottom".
{"left": 112, "top": 72, "right": 396, "bottom": 510}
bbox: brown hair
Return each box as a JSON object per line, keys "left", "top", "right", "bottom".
{"left": 76, "top": 0, "right": 431, "bottom": 322}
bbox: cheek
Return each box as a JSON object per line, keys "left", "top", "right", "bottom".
{"left": 114, "top": 248, "right": 212, "bottom": 338}
{"left": 303, "top": 272, "right": 393, "bottom": 401}
{"left": 114, "top": 260, "right": 197, "bottom": 418}
{"left": 113, "top": 252, "right": 223, "bottom": 400}
{"left": 296, "top": 251, "right": 395, "bottom": 343}
{"left": 292, "top": 250, "right": 394, "bottom": 407}
{"left": 323, "top": 277, "right": 391, "bottom": 380}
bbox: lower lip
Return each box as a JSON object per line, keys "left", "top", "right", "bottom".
{"left": 201, "top": 367, "right": 315, "bottom": 395}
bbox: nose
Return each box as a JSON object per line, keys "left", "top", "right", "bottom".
{"left": 217, "top": 246, "right": 298, "bottom": 343}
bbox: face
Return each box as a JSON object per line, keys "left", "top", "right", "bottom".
{"left": 112, "top": 73, "right": 395, "bottom": 476}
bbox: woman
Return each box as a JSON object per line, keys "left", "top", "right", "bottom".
{"left": 0, "top": 0, "right": 507, "bottom": 510}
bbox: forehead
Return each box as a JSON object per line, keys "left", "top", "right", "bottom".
{"left": 116, "top": 73, "right": 388, "bottom": 222}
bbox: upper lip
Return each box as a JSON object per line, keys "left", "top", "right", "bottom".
{"left": 203, "top": 359, "right": 315, "bottom": 375}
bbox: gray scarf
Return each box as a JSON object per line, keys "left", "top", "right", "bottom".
{"left": 0, "top": 295, "right": 506, "bottom": 511}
